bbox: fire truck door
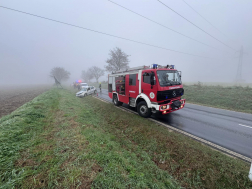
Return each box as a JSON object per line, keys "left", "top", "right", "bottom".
{"left": 126, "top": 74, "right": 138, "bottom": 99}
{"left": 141, "top": 71, "right": 157, "bottom": 102}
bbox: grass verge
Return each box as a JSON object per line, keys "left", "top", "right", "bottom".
{"left": 82, "top": 95, "right": 252, "bottom": 189}
{"left": 0, "top": 88, "right": 251, "bottom": 188}
{"left": 0, "top": 89, "right": 178, "bottom": 188}
{"left": 0, "top": 89, "right": 59, "bottom": 188}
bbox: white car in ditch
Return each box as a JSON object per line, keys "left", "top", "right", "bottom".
{"left": 76, "top": 86, "right": 97, "bottom": 97}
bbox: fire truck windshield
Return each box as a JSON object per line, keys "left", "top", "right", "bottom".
{"left": 157, "top": 70, "right": 181, "bottom": 86}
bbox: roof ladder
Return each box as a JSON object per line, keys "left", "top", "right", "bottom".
{"left": 112, "top": 65, "right": 149, "bottom": 74}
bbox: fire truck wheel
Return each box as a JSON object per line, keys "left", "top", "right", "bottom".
{"left": 137, "top": 101, "right": 152, "bottom": 118}
{"left": 113, "top": 95, "right": 123, "bottom": 106}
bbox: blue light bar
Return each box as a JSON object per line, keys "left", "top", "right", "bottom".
{"left": 151, "top": 64, "right": 158, "bottom": 69}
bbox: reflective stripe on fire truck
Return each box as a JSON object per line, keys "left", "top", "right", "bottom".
{"left": 138, "top": 70, "right": 142, "bottom": 94}
{"left": 150, "top": 103, "right": 159, "bottom": 110}
{"left": 135, "top": 93, "right": 152, "bottom": 108}
{"left": 135, "top": 94, "right": 160, "bottom": 110}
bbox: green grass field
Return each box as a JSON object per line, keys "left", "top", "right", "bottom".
{"left": 1, "top": 88, "right": 251, "bottom": 188}
{"left": 183, "top": 84, "right": 252, "bottom": 114}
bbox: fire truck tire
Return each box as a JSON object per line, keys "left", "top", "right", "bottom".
{"left": 137, "top": 101, "right": 152, "bottom": 118}
{"left": 113, "top": 95, "right": 123, "bottom": 106}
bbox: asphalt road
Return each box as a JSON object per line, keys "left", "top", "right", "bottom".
{"left": 97, "top": 89, "right": 252, "bottom": 159}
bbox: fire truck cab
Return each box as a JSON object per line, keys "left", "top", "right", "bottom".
{"left": 108, "top": 64, "right": 185, "bottom": 118}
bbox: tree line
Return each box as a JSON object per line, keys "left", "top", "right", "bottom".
{"left": 50, "top": 47, "right": 130, "bottom": 83}
{"left": 81, "top": 66, "right": 104, "bottom": 83}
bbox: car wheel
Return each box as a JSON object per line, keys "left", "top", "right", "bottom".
{"left": 113, "top": 94, "right": 123, "bottom": 106}
{"left": 94, "top": 90, "right": 96, "bottom": 94}
{"left": 137, "top": 101, "right": 152, "bottom": 118}
{"left": 84, "top": 93, "right": 87, "bottom": 97}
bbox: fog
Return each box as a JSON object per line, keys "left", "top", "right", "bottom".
{"left": 1, "top": 0, "right": 252, "bottom": 85}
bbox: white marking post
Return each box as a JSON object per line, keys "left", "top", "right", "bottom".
{"left": 249, "top": 163, "right": 252, "bottom": 181}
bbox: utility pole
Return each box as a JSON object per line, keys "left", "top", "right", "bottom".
{"left": 235, "top": 46, "right": 246, "bottom": 83}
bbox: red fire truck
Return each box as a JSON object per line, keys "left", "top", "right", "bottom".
{"left": 108, "top": 64, "right": 185, "bottom": 118}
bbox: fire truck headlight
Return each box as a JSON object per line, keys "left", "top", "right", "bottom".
{"left": 160, "top": 105, "right": 170, "bottom": 110}
{"left": 161, "top": 105, "right": 168, "bottom": 110}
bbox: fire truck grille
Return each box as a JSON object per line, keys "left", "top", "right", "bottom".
{"left": 157, "top": 88, "right": 184, "bottom": 101}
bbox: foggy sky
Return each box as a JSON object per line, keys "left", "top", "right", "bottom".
{"left": 1, "top": 0, "right": 252, "bottom": 85}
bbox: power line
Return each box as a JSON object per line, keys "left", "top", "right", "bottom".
{"left": 113, "top": 1, "right": 235, "bottom": 54}
{"left": 107, "top": 0, "right": 223, "bottom": 52}
{"left": 181, "top": 0, "right": 237, "bottom": 44}
{"left": 0, "top": 5, "right": 227, "bottom": 61}
{"left": 156, "top": 0, "right": 237, "bottom": 51}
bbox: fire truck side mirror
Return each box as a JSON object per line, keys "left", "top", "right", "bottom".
{"left": 150, "top": 79, "right": 154, "bottom": 85}
{"left": 178, "top": 71, "right": 182, "bottom": 78}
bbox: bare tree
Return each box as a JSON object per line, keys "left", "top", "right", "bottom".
{"left": 50, "top": 67, "right": 70, "bottom": 82}
{"left": 81, "top": 69, "right": 94, "bottom": 83}
{"left": 105, "top": 47, "right": 130, "bottom": 72}
{"left": 90, "top": 66, "right": 104, "bottom": 83}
